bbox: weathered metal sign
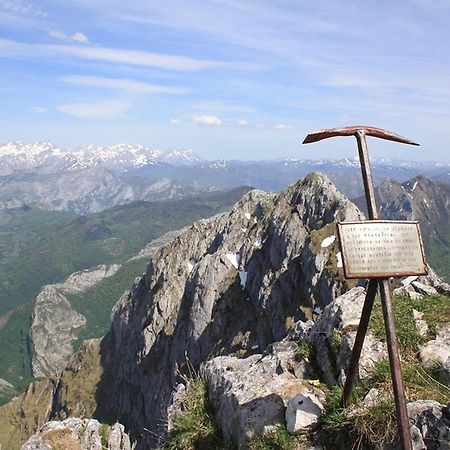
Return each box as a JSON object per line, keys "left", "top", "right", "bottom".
{"left": 337, "top": 220, "right": 427, "bottom": 279}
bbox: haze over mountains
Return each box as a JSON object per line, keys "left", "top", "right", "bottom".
{"left": 1, "top": 141, "right": 449, "bottom": 214}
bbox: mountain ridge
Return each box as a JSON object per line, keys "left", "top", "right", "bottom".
{"left": 1, "top": 140, "right": 449, "bottom": 215}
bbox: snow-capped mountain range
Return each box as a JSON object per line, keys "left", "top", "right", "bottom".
{"left": 0, "top": 141, "right": 201, "bottom": 170}
{"left": 1, "top": 141, "right": 449, "bottom": 172}
{"left": 0, "top": 140, "right": 449, "bottom": 214}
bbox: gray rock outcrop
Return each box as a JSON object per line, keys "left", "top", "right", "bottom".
{"left": 293, "top": 286, "right": 388, "bottom": 386}
{"left": 419, "top": 324, "right": 450, "bottom": 373}
{"left": 0, "top": 378, "right": 16, "bottom": 402}
{"left": 29, "top": 264, "right": 120, "bottom": 378}
{"left": 407, "top": 401, "right": 450, "bottom": 450}
{"left": 94, "top": 173, "right": 362, "bottom": 447}
{"left": 20, "top": 418, "right": 131, "bottom": 450}
{"left": 394, "top": 269, "right": 450, "bottom": 299}
{"left": 202, "top": 341, "right": 324, "bottom": 446}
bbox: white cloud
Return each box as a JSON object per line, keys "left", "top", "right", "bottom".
{"left": 47, "top": 43, "right": 227, "bottom": 71}
{"left": 192, "top": 115, "right": 222, "bottom": 126}
{"left": 275, "top": 124, "right": 294, "bottom": 131}
{"left": 49, "top": 31, "right": 89, "bottom": 44}
{"left": 59, "top": 75, "right": 187, "bottom": 94}
{"left": 58, "top": 100, "right": 131, "bottom": 120}
{"left": 0, "top": 38, "right": 256, "bottom": 72}
{"left": 31, "top": 106, "right": 46, "bottom": 113}
{"left": 170, "top": 118, "right": 181, "bottom": 125}
{"left": 237, "top": 119, "right": 248, "bottom": 126}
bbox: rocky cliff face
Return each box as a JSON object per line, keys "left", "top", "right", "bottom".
{"left": 375, "top": 175, "right": 450, "bottom": 225}
{"left": 93, "top": 173, "right": 362, "bottom": 447}
{"left": 29, "top": 264, "right": 121, "bottom": 377}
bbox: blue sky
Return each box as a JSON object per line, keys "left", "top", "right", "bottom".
{"left": 0, "top": 0, "right": 449, "bottom": 161}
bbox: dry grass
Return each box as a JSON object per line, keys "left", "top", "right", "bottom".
{"left": 42, "top": 428, "right": 81, "bottom": 450}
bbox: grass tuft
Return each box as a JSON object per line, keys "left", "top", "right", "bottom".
{"left": 247, "top": 426, "right": 308, "bottom": 450}
{"left": 164, "top": 379, "right": 232, "bottom": 450}
{"left": 322, "top": 293, "right": 450, "bottom": 449}
{"left": 42, "top": 428, "right": 81, "bottom": 450}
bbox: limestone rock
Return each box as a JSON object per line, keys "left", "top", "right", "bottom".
{"left": 413, "top": 309, "right": 429, "bottom": 337}
{"left": 20, "top": 418, "right": 131, "bottom": 450}
{"left": 419, "top": 324, "right": 450, "bottom": 368}
{"left": 29, "top": 264, "right": 120, "bottom": 377}
{"left": 29, "top": 286, "right": 86, "bottom": 378}
{"left": 440, "top": 357, "right": 450, "bottom": 386}
{"left": 0, "top": 378, "right": 16, "bottom": 402}
{"left": 128, "top": 228, "right": 188, "bottom": 261}
{"left": 394, "top": 268, "right": 450, "bottom": 299}
{"left": 202, "top": 341, "right": 324, "bottom": 446}
{"left": 297, "top": 286, "right": 387, "bottom": 386}
{"left": 54, "top": 264, "right": 121, "bottom": 294}
{"left": 407, "top": 401, "right": 450, "bottom": 450}
{"left": 285, "top": 392, "right": 324, "bottom": 434}
{"left": 338, "top": 331, "right": 388, "bottom": 382}
{"left": 411, "top": 281, "right": 439, "bottom": 297}
{"left": 166, "top": 383, "right": 187, "bottom": 432}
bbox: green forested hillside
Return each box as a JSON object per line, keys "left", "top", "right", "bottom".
{"left": 0, "top": 187, "right": 250, "bottom": 393}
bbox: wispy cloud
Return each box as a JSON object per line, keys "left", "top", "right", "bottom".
{"left": 31, "top": 105, "right": 46, "bottom": 113}
{"left": 59, "top": 75, "right": 187, "bottom": 94}
{"left": 0, "top": 0, "right": 46, "bottom": 17}
{"left": 58, "top": 100, "right": 131, "bottom": 119}
{"left": 237, "top": 119, "right": 248, "bottom": 126}
{"left": 49, "top": 31, "right": 89, "bottom": 44}
{"left": 170, "top": 118, "right": 181, "bottom": 125}
{"left": 0, "top": 38, "right": 251, "bottom": 72}
{"left": 192, "top": 115, "right": 222, "bottom": 126}
{"left": 274, "top": 124, "right": 294, "bottom": 131}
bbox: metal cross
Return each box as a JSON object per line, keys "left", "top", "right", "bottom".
{"left": 303, "top": 125, "right": 420, "bottom": 450}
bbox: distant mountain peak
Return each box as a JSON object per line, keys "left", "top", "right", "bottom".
{"left": 0, "top": 141, "right": 203, "bottom": 169}
{"left": 0, "top": 140, "right": 62, "bottom": 158}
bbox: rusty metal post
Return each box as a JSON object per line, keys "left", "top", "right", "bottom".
{"left": 341, "top": 278, "right": 378, "bottom": 406}
{"left": 379, "top": 279, "right": 412, "bottom": 450}
{"left": 355, "top": 129, "right": 379, "bottom": 220}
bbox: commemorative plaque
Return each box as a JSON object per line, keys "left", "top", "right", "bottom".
{"left": 337, "top": 220, "right": 427, "bottom": 279}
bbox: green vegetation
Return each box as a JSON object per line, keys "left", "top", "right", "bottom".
{"left": 248, "top": 426, "right": 308, "bottom": 450}
{"left": 99, "top": 423, "right": 109, "bottom": 448}
{"left": 0, "top": 378, "right": 55, "bottom": 450}
{"left": 0, "top": 340, "right": 102, "bottom": 450}
{"left": 0, "top": 188, "right": 247, "bottom": 395}
{"left": 370, "top": 293, "right": 450, "bottom": 350}
{"left": 0, "top": 304, "right": 34, "bottom": 394}
{"left": 421, "top": 220, "right": 450, "bottom": 282}
{"left": 164, "top": 379, "right": 231, "bottom": 450}
{"left": 323, "top": 293, "right": 450, "bottom": 449}
{"left": 68, "top": 258, "right": 148, "bottom": 346}
{"left": 295, "top": 341, "right": 314, "bottom": 360}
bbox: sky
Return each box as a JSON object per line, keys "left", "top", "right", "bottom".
{"left": 0, "top": 0, "right": 449, "bottom": 161}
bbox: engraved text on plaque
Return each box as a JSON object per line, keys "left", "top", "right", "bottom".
{"left": 337, "top": 221, "right": 427, "bottom": 279}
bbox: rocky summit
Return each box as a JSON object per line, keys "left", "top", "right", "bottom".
{"left": 2, "top": 172, "right": 450, "bottom": 450}
{"left": 73, "top": 172, "right": 362, "bottom": 447}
